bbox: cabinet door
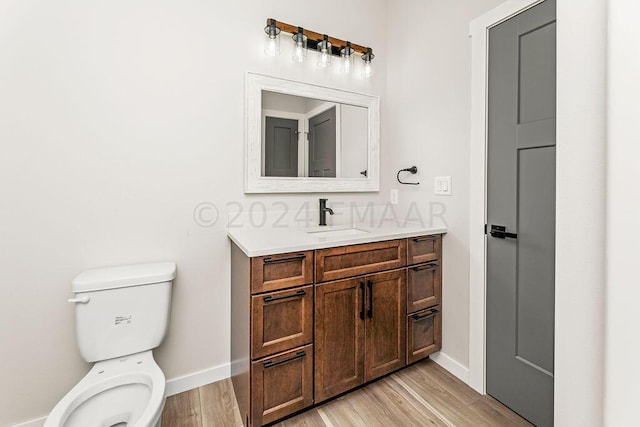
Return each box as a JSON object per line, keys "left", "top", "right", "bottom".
{"left": 364, "top": 269, "right": 407, "bottom": 382}
{"left": 407, "top": 262, "right": 441, "bottom": 314}
{"left": 251, "top": 250, "right": 314, "bottom": 294}
{"left": 251, "top": 344, "right": 313, "bottom": 426}
{"left": 407, "top": 306, "right": 442, "bottom": 364}
{"left": 315, "top": 278, "right": 365, "bottom": 402}
{"left": 315, "top": 240, "right": 407, "bottom": 282}
{"left": 251, "top": 285, "right": 313, "bottom": 359}
{"left": 407, "top": 235, "right": 441, "bottom": 265}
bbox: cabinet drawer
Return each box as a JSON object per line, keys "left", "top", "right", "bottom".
{"left": 407, "top": 306, "right": 441, "bottom": 364}
{"left": 315, "top": 240, "right": 407, "bottom": 283}
{"left": 251, "top": 250, "right": 314, "bottom": 294}
{"left": 407, "top": 235, "right": 441, "bottom": 265}
{"left": 251, "top": 344, "right": 314, "bottom": 426}
{"left": 251, "top": 285, "right": 313, "bottom": 359}
{"left": 407, "top": 262, "right": 441, "bottom": 314}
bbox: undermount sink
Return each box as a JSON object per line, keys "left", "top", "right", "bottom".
{"left": 306, "top": 226, "right": 371, "bottom": 237}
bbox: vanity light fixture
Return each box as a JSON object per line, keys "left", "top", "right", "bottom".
{"left": 292, "top": 27, "right": 308, "bottom": 62}
{"left": 340, "top": 42, "right": 354, "bottom": 73}
{"left": 263, "top": 18, "right": 375, "bottom": 78}
{"left": 317, "top": 35, "right": 332, "bottom": 68}
{"left": 264, "top": 18, "right": 281, "bottom": 56}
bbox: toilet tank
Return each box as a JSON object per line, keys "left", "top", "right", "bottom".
{"left": 71, "top": 262, "right": 176, "bottom": 363}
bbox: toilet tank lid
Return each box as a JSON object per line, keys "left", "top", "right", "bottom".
{"left": 72, "top": 262, "right": 177, "bottom": 293}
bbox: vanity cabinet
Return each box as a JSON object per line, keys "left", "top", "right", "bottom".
{"left": 231, "top": 233, "right": 442, "bottom": 426}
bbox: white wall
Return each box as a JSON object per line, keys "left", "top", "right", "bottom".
{"left": 0, "top": 0, "right": 388, "bottom": 424}
{"left": 604, "top": 0, "right": 640, "bottom": 424}
{"left": 385, "top": 0, "right": 507, "bottom": 371}
{"left": 555, "top": 0, "right": 607, "bottom": 424}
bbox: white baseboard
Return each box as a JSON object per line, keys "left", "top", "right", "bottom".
{"left": 430, "top": 351, "right": 470, "bottom": 385}
{"left": 164, "top": 362, "right": 230, "bottom": 397}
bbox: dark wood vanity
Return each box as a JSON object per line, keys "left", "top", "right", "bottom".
{"left": 230, "top": 234, "right": 443, "bottom": 426}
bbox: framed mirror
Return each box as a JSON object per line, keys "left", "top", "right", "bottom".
{"left": 245, "top": 73, "right": 380, "bottom": 193}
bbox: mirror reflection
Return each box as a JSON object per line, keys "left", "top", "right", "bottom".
{"left": 261, "top": 91, "right": 368, "bottom": 178}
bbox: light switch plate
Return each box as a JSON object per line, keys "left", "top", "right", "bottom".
{"left": 434, "top": 176, "right": 452, "bottom": 195}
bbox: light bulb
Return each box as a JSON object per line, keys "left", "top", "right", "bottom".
{"left": 317, "top": 35, "right": 332, "bottom": 68}
{"left": 292, "top": 28, "right": 307, "bottom": 63}
{"left": 263, "top": 19, "right": 281, "bottom": 56}
{"left": 265, "top": 37, "right": 279, "bottom": 56}
{"left": 320, "top": 49, "right": 330, "bottom": 68}
{"left": 363, "top": 60, "right": 373, "bottom": 78}
{"left": 361, "top": 48, "right": 375, "bottom": 78}
{"left": 340, "top": 43, "right": 354, "bottom": 74}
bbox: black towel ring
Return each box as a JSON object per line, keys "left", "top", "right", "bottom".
{"left": 397, "top": 166, "right": 419, "bottom": 185}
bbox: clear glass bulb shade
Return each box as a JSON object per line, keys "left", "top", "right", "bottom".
{"left": 340, "top": 47, "right": 354, "bottom": 73}
{"left": 317, "top": 40, "right": 332, "bottom": 68}
{"left": 362, "top": 59, "right": 374, "bottom": 78}
{"left": 292, "top": 33, "right": 307, "bottom": 62}
{"left": 264, "top": 35, "right": 280, "bottom": 56}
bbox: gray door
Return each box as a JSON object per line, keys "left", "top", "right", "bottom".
{"left": 486, "top": 1, "right": 556, "bottom": 426}
{"left": 308, "top": 107, "right": 336, "bottom": 177}
{"left": 264, "top": 116, "right": 298, "bottom": 177}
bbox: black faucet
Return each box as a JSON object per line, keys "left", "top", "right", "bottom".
{"left": 319, "top": 198, "right": 334, "bottom": 226}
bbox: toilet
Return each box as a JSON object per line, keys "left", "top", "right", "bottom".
{"left": 45, "top": 262, "right": 176, "bottom": 427}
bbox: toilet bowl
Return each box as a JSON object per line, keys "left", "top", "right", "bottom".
{"left": 45, "top": 262, "right": 176, "bottom": 427}
{"left": 45, "top": 351, "right": 166, "bottom": 427}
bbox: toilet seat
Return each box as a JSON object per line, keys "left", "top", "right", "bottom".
{"left": 45, "top": 351, "right": 166, "bottom": 427}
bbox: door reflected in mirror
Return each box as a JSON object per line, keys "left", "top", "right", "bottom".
{"left": 262, "top": 91, "right": 368, "bottom": 178}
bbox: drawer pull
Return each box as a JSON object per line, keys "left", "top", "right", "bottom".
{"left": 413, "top": 236, "right": 438, "bottom": 243}
{"left": 412, "top": 308, "right": 439, "bottom": 321}
{"left": 263, "top": 350, "right": 306, "bottom": 368}
{"left": 367, "top": 280, "right": 373, "bottom": 319}
{"left": 360, "top": 282, "right": 365, "bottom": 320}
{"left": 412, "top": 263, "right": 439, "bottom": 272}
{"left": 263, "top": 253, "right": 306, "bottom": 264}
{"left": 263, "top": 289, "right": 306, "bottom": 303}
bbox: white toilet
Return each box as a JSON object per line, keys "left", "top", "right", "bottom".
{"left": 45, "top": 262, "right": 176, "bottom": 427}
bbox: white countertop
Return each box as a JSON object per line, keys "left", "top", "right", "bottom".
{"left": 227, "top": 223, "right": 447, "bottom": 257}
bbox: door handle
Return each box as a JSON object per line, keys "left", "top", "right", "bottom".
{"left": 489, "top": 225, "right": 518, "bottom": 239}
{"left": 263, "top": 350, "right": 306, "bottom": 368}
{"left": 263, "top": 289, "right": 306, "bottom": 303}
{"left": 367, "top": 280, "right": 373, "bottom": 319}
{"left": 412, "top": 263, "right": 439, "bottom": 272}
{"left": 263, "top": 253, "right": 306, "bottom": 264}
{"left": 412, "top": 236, "right": 438, "bottom": 243}
{"left": 359, "top": 281, "right": 365, "bottom": 320}
{"left": 411, "top": 308, "right": 439, "bottom": 321}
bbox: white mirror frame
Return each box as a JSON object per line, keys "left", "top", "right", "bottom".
{"left": 245, "top": 73, "right": 380, "bottom": 193}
